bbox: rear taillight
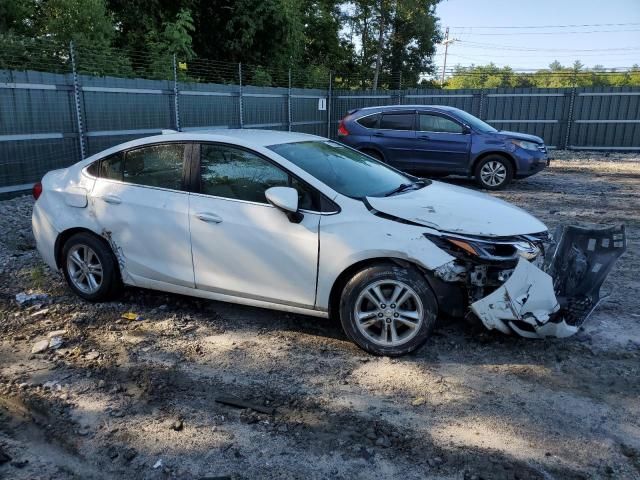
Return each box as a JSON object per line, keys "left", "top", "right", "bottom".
{"left": 32, "top": 181, "right": 42, "bottom": 200}
{"left": 338, "top": 119, "right": 350, "bottom": 137}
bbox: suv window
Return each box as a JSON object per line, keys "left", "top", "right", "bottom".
{"left": 356, "top": 114, "right": 379, "bottom": 129}
{"left": 123, "top": 144, "right": 186, "bottom": 190}
{"left": 379, "top": 113, "right": 414, "bottom": 131}
{"left": 200, "top": 144, "right": 321, "bottom": 210}
{"left": 418, "top": 114, "right": 464, "bottom": 134}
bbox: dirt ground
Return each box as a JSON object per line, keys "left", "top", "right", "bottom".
{"left": 1, "top": 151, "right": 639, "bottom": 480}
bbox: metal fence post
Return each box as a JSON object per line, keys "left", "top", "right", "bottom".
{"left": 69, "top": 41, "right": 86, "bottom": 160}
{"left": 288, "top": 68, "right": 292, "bottom": 132}
{"left": 238, "top": 63, "right": 244, "bottom": 128}
{"left": 478, "top": 90, "right": 485, "bottom": 120}
{"left": 172, "top": 54, "right": 181, "bottom": 131}
{"left": 327, "top": 71, "right": 332, "bottom": 138}
{"left": 564, "top": 87, "right": 576, "bottom": 150}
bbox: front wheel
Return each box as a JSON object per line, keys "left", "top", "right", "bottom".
{"left": 474, "top": 155, "right": 513, "bottom": 190}
{"left": 339, "top": 263, "right": 438, "bottom": 356}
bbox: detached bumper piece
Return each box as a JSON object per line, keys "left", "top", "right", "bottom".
{"left": 471, "top": 225, "right": 626, "bottom": 338}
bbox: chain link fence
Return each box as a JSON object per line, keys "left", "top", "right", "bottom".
{"left": 1, "top": 37, "right": 639, "bottom": 192}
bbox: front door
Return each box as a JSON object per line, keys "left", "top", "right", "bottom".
{"left": 188, "top": 143, "right": 320, "bottom": 308}
{"left": 90, "top": 143, "right": 194, "bottom": 287}
{"left": 412, "top": 112, "right": 471, "bottom": 172}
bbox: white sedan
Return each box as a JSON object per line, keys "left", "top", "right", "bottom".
{"left": 32, "top": 130, "right": 625, "bottom": 355}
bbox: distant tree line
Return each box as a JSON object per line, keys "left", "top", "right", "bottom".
{"left": 445, "top": 61, "right": 640, "bottom": 89}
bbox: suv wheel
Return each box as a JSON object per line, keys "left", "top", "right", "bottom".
{"left": 475, "top": 155, "right": 513, "bottom": 190}
{"left": 62, "top": 232, "right": 122, "bottom": 301}
{"left": 339, "top": 263, "right": 438, "bottom": 356}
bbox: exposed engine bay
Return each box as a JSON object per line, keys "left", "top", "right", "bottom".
{"left": 430, "top": 225, "right": 627, "bottom": 338}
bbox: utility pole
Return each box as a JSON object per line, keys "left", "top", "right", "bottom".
{"left": 440, "top": 27, "right": 456, "bottom": 85}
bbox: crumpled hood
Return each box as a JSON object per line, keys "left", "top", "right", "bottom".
{"left": 493, "top": 130, "right": 544, "bottom": 144}
{"left": 366, "top": 181, "right": 547, "bottom": 237}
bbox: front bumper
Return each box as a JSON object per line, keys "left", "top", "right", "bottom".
{"left": 470, "top": 225, "right": 626, "bottom": 338}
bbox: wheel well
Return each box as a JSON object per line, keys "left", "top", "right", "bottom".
{"left": 471, "top": 151, "right": 516, "bottom": 175}
{"left": 327, "top": 257, "right": 426, "bottom": 320}
{"left": 54, "top": 228, "right": 119, "bottom": 275}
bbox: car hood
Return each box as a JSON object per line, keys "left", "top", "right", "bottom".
{"left": 366, "top": 181, "right": 547, "bottom": 237}
{"left": 492, "top": 130, "right": 544, "bottom": 144}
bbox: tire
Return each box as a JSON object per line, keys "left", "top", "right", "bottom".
{"left": 61, "top": 232, "right": 122, "bottom": 301}
{"left": 474, "top": 155, "right": 514, "bottom": 190}
{"left": 339, "top": 263, "right": 438, "bottom": 356}
{"left": 361, "top": 149, "right": 384, "bottom": 162}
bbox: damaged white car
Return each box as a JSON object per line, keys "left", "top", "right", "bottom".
{"left": 31, "top": 130, "right": 626, "bottom": 356}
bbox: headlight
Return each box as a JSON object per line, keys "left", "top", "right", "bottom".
{"left": 510, "top": 139, "right": 540, "bottom": 151}
{"left": 424, "top": 232, "right": 541, "bottom": 263}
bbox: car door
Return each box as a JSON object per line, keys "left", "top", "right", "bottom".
{"left": 90, "top": 143, "right": 195, "bottom": 287}
{"left": 412, "top": 112, "right": 471, "bottom": 172}
{"left": 188, "top": 143, "right": 321, "bottom": 308}
{"left": 369, "top": 111, "right": 417, "bottom": 168}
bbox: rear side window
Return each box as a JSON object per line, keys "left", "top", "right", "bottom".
{"left": 123, "top": 144, "right": 185, "bottom": 190}
{"left": 99, "top": 152, "right": 124, "bottom": 181}
{"left": 357, "top": 114, "right": 380, "bottom": 129}
{"left": 379, "top": 113, "right": 414, "bottom": 131}
{"left": 419, "top": 114, "right": 464, "bottom": 133}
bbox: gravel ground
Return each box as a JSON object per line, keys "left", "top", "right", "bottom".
{"left": 1, "top": 152, "right": 639, "bottom": 480}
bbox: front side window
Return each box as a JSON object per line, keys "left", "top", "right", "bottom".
{"left": 199, "top": 144, "right": 323, "bottom": 211}
{"left": 123, "top": 144, "right": 185, "bottom": 190}
{"left": 268, "top": 140, "right": 421, "bottom": 199}
{"left": 419, "top": 114, "right": 464, "bottom": 134}
{"left": 379, "top": 113, "right": 414, "bottom": 131}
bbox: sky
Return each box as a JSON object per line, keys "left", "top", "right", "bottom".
{"left": 433, "top": 0, "right": 640, "bottom": 73}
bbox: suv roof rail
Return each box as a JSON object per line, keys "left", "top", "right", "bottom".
{"left": 161, "top": 129, "right": 178, "bottom": 134}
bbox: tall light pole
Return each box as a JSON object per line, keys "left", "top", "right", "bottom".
{"left": 440, "top": 27, "right": 456, "bottom": 85}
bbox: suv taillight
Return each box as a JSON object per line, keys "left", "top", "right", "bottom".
{"left": 32, "top": 181, "right": 42, "bottom": 200}
{"left": 338, "top": 119, "right": 349, "bottom": 137}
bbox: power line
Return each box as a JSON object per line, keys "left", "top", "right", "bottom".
{"left": 447, "top": 22, "right": 640, "bottom": 29}
{"left": 457, "top": 40, "right": 640, "bottom": 52}
{"left": 449, "top": 28, "right": 640, "bottom": 36}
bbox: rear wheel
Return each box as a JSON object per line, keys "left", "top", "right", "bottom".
{"left": 62, "top": 232, "right": 121, "bottom": 301}
{"left": 474, "top": 155, "right": 513, "bottom": 190}
{"left": 339, "top": 263, "right": 438, "bottom": 356}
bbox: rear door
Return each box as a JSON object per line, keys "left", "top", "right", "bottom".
{"left": 90, "top": 143, "right": 194, "bottom": 287}
{"left": 369, "top": 111, "right": 417, "bottom": 167}
{"left": 412, "top": 112, "right": 471, "bottom": 172}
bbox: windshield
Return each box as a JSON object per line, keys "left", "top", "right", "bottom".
{"left": 268, "top": 140, "right": 421, "bottom": 198}
{"left": 453, "top": 109, "right": 498, "bottom": 133}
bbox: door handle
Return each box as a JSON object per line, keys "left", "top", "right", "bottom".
{"left": 373, "top": 132, "right": 385, "bottom": 137}
{"left": 102, "top": 195, "right": 122, "bottom": 205}
{"left": 195, "top": 212, "right": 222, "bottom": 224}
{"left": 417, "top": 135, "right": 430, "bottom": 141}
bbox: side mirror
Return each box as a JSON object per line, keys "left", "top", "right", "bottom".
{"left": 462, "top": 125, "right": 472, "bottom": 134}
{"left": 265, "top": 186, "right": 304, "bottom": 223}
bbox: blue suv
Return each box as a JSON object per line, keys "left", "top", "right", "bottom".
{"left": 337, "top": 105, "right": 549, "bottom": 190}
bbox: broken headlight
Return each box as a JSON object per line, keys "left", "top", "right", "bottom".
{"left": 424, "top": 232, "right": 545, "bottom": 265}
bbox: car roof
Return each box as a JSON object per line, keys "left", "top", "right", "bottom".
{"left": 352, "top": 105, "right": 460, "bottom": 115}
{"left": 160, "top": 129, "right": 324, "bottom": 147}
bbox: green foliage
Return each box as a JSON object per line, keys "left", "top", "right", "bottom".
{"left": 445, "top": 62, "right": 640, "bottom": 89}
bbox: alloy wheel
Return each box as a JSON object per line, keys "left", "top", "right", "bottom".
{"left": 66, "top": 244, "right": 103, "bottom": 294}
{"left": 354, "top": 279, "right": 424, "bottom": 347}
{"left": 480, "top": 160, "right": 507, "bottom": 187}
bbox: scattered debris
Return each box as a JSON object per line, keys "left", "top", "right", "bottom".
{"left": 85, "top": 350, "right": 100, "bottom": 361}
{"left": 411, "top": 397, "right": 427, "bottom": 406}
{"left": 171, "top": 419, "right": 184, "bottom": 431}
{"left": 215, "top": 395, "right": 275, "bottom": 415}
{"left": 48, "top": 336, "right": 63, "bottom": 350}
{"left": 122, "top": 312, "right": 142, "bottom": 321}
{"left": 31, "top": 339, "right": 50, "bottom": 354}
{"left": 15, "top": 292, "right": 49, "bottom": 306}
{"left": 153, "top": 459, "right": 163, "bottom": 469}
